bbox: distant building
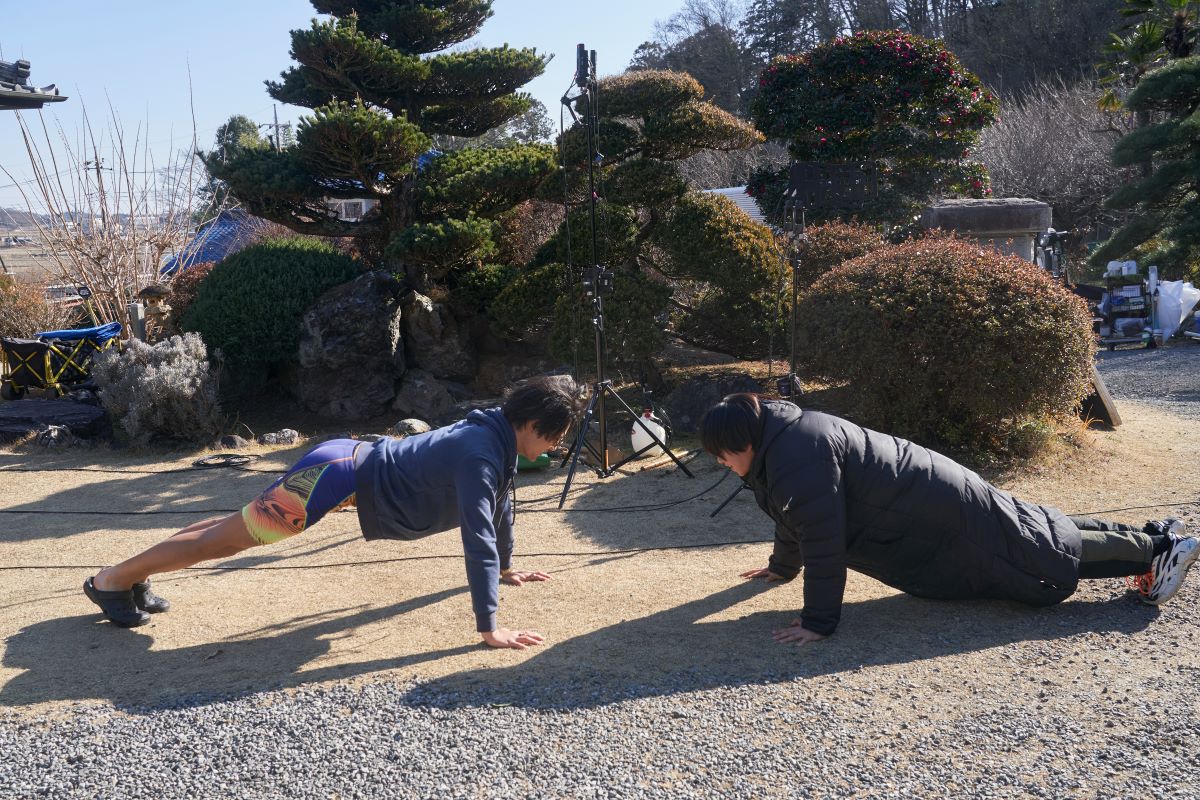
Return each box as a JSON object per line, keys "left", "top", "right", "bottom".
{"left": 325, "top": 198, "right": 378, "bottom": 222}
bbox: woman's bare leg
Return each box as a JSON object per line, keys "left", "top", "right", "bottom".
{"left": 92, "top": 512, "right": 259, "bottom": 591}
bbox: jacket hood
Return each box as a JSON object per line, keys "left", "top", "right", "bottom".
{"left": 467, "top": 407, "right": 517, "bottom": 468}
{"left": 750, "top": 400, "right": 803, "bottom": 481}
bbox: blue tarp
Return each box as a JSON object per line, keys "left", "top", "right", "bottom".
{"left": 160, "top": 210, "right": 266, "bottom": 276}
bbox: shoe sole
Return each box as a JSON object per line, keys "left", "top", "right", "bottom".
{"left": 83, "top": 579, "right": 151, "bottom": 628}
{"left": 1147, "top": 539, "right": 1200, "bottom": 605}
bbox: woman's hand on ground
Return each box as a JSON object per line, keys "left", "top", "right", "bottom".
{"left": 482, "top": 628, "right": 546, "bottom": 649}
{"left": 772, "top": 619, "right": 827, "bottom": 646}
{"left": 502, "top": 569, "right": 552, "bottom": 586}
{"left": 740, "top": 567, "right": 787, "bottom": 582}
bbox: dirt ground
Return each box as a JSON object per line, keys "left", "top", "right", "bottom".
{"left": 1, "top": 400, "right": 1197, "bottom": 716}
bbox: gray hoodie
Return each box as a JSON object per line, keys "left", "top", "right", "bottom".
{"left": 354, "top": 408, "right": 517, "bottom": 632}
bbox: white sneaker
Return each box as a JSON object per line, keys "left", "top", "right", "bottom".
{"left": 1132, "top": 521, "right": 1198, "bottom": 605}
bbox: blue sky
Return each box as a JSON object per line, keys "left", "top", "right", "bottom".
{"left": 0, "top": 0, "right": 677, "bottom": 209}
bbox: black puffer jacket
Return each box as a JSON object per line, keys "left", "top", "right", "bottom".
{"left": 746, "top": 401, "right": 1082, "bottom": 635}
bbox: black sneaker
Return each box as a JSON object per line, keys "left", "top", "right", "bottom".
{"left": 83, "top": 577, "right": 150, "bottom": 627}
{"left": 132, "top": 581, "right": 170, "bottom": 613}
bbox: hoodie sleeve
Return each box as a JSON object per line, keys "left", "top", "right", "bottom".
{"left": 455, "top": 456, "right": 504, "bottom": 632}
{"left": 767, "top": 435, "right": 847, "bottom": 636}
{"left": 496, "top": 483, "right": 514, "bottom": 572}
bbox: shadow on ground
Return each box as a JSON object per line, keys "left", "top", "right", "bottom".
{"left": 2, "top": 579, "right": 1157, "bottom": 713}
{"left": 415, "top": 581, "right": 1159, "bottom": 710}
{"left": 0, "top": 587, "right": 473, "bottom": 712}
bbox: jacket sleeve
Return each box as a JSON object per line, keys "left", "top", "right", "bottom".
{"left": 496, "top": 483, "right": 514, "bottom": 572}
{"left": 768, "top": 520, "right": 803, "bottom": 580}
{"left": 768, "top": 436, "right": 847, "bottom": 636}
{"left": 455, "top": 457, "right": 504, "bottom": 632}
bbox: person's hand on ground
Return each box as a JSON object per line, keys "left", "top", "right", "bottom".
{"left": 740, "top": 566, "right": 788, "bottom": 582}
{"left": 482, "top": 628, "right": 546, "bottom": 649}
{"left": 772, "top": 619, "right": 827, "bottom": 646}
{"left": 502, "top": 569, "right": 552, "bottom": 586}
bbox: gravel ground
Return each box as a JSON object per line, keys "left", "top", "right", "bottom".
{"left": 2, "top": 350, "right": 1199, "bottom": 800}
{"left": 2, "top": 636, "right": 1198, "bottom": 800}
{"left": 1095, "top": 339, "right": 1200, "bottom": 420}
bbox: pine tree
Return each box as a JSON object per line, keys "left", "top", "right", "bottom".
{"left": 489, "top": 70, "right": 774, "bottom": 364}
{"left": 1089, "top": 56, "right": 1200, "bottom": 277}
{"left": 204, "top": 1, "right": 558, "bottom": 290}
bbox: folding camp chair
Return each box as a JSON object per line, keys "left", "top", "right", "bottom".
{"left": 0, "top": 321, "right": 122, "bottom": 399}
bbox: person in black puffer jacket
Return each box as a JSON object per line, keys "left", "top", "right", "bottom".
{"left": 700, "top": 394, "right": 1199, "bottom": 646}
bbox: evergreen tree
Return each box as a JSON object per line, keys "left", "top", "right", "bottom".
{"left": 1089, "top": 56, "right": 1200, "bottom": 278}
{"left": 204, "top": 1, "right": 557, "bottom": 291}
{"left": 489, "top": 70, "right": 775, "bottom": 364}
{"left": 740, "top": 0, "right": 840, "bottom": 65}
{"left": 196, "top": 114, "right": 271, "bottom": 220}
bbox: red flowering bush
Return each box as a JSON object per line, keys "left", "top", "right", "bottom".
{"left": 749, "top": 31, "right": 998, "bottom": 223}
{"left": 795, "top": 234, "right": 1095, "bottom": 452}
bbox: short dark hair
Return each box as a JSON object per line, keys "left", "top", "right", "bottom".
{"left": 700, "top": 393, "right": 762, "bottom": 456}
{"left": 502, "top": 375, "right": 586, "bottom": 439}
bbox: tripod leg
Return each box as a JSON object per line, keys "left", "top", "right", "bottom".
{"left": 558, "top": 390, "right": 601, "bottom": 509}
{"left": 710, "top": 482, "right": 747, "bottom": 518}
{"left": 604, "top": 385, "right": 694, "bottom": 477}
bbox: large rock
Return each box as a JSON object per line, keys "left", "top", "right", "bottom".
{"left": 0, "top": 399, "right": 108, "bottom": 442}
{"left": 295, "top": 271, "right": 406, "bottom": 421}
{"left": 391, "top": 369, "right": 454, "bottom": 421}
{"left": 661, "top": 373, "right": 762, "bottom": 433}
{"left": 402, "top": 291, "right": 476, "bottom": 382}
{"left": 472, "top": 352, "right": 566, "bottom": 395}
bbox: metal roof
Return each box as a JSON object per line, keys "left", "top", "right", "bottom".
{"left": 702, "top": 186, "right": 768, "bottom": 225}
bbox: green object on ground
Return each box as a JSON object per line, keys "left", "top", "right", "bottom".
{"left": 517, "top": 453, "right": 551, "bottom": 470}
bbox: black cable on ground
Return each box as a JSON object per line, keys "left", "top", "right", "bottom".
{"left": 0, "top": 536, "right": 774, "bottom": 572}
{"left": 0, "top": 453, "right": 288, "bottom": 475}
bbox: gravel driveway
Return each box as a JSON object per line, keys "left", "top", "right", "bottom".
{"left": 1095, "top": 339, "right": 1200, "bottom": 420}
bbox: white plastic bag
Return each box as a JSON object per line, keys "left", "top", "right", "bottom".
{"left": 1154, "top": 280, "right": 1200, "bottom": 339}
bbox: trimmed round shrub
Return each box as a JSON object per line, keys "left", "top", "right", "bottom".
{"left": 675, "top": 286, "right": 788, "bottom": 360}
{"left": 654, "top": 192, "right": 784, "bottom": 296}
{"left": 549, "top": 269, "right": 672, "bottom": 372}
{"left": 795, "top": 234, "right": 1095, "bottom": 450}
{"left": 796, "top": 222, "right": 886, "bottom": 291}
{"left": 605, "top": 159, "right": 688, "bottom": 209}
{"left": 451, "top": 262, "right": 519, "bottom": 315}
{"left": 490, "top": 261, "right": 567, "bottom": 336}
{"left": 594, "top": 71, "right": 705, "bottom": 120}
{"left": 181, "top": 237, "right": 361, "bottom": 385}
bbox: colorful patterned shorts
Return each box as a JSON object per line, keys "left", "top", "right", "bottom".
{"left": 242, "top": 439, "right": 362, "bottom": 545}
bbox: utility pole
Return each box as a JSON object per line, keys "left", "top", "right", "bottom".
{"left": 85, "top": 158, "right": 109, "bottom": 229}
{"left": 273, "top": 105, "right": 282, "bottom": 153}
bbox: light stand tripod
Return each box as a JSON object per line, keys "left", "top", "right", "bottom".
{"left": 710, "top": 161, "right": 877, "bottom": 518}
{"left": 557, "top": 44, "right": 694, "bottom": 509}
